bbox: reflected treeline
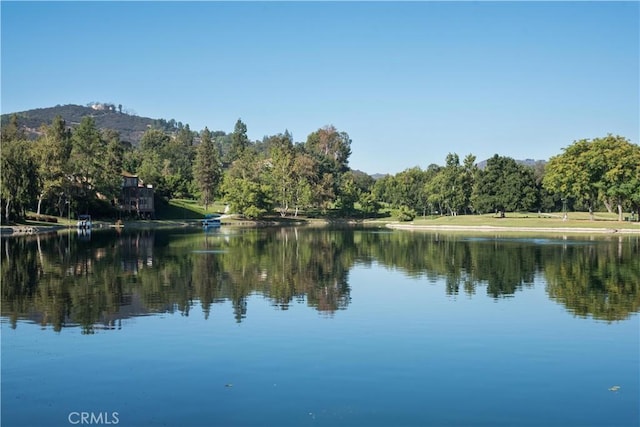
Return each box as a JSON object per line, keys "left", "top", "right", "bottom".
{"left": 543, "top": 238, "right": 640, "bottom": 321}
{"left": 1, "top": 228, "right": 354, "bottom": 332}
{"left": 355, "top": 232, "right": 540, "bottom": 297}
{"left": 359, "top": 232, "right": 639, "bottom": 321}
{"left": 1, "top": 228, "right": 638, "bottom": 332}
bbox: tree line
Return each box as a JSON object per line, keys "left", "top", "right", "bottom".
{"left": 1, "top": 113, "right": 639, "bottom": 222}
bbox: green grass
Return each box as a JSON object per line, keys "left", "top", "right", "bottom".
{"left": 155, "top": 199, "right": 227, "bottom": 220}
{"left": 371, "top": 211, "right": 639, "bottom": 229}
{"left": 7, "top": 206, "right": 637, "bottom": 231}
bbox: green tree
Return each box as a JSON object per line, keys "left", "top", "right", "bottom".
{"left": 32, "top": 116, "right": 72, "bottom": 215}
{"left": 336, "top": 171, "right": 360, "bottom": 215}
{"left": 0, "top": 114, "right": 25, "bottom": 142}
{"left": 358, "top": 191, "right": 380, "bottom": 217}
{"left": 593, "top": 136, "right": 640, "bottom": 221}
{"left": 429, "top": 154, "right": 468, "bottom": 216}
{"left": 164, "top": 125, "right": 195, "bottom": 198}
{"left": 305, "top": 125, "right": 351, "bottom": 175}
{"left": 68, "top": 117, "right": 107, "bottom": 213}
{"left": 543, "top": 136, "right": 640, "bottom": 221}
{"left": 266, "top": 133, "right": 296, "bottom": 216}
{"left": 473, "top": 155, "right": 537, "bottom": 216}
{"left": 304, "top": 126, "right": 352, "bottom": 210}
{"left": 460, "top": 154, "right": 477, "bottom": 214}
{"left": 222, "top": 148, "right": 272, "bottom": 218}
{"left": 193, "top": 128, "right": 223, "bottom": 210}
{"left": 137, "top": 151, "right": 164, "bottom": 195}
{"left": 226, "top": 119, "right": 249, "bottom": 163}
{"left": 139, "top": 128, "right": 170, "bottom": 152}
{"left": 1, "top": 139, "right": 39, "bottom": 222}
{"left": 290, "top": 152, "right": 316, "bottom": 217}
{"left": 543, "top": 139, "right": 600, "bottom": 220}
{"left": 100, "top": 129, "right": 125, "bottom": 203}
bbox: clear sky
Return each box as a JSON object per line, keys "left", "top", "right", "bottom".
{"left": 1, "top": 1, "right": 638, "bottom": 174}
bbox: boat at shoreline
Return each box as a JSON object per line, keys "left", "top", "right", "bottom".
{"left": 202, "top": 214, "right": 221, "bottom": 229}
{"left": 76, "top": 215, "right": 92, "bottom": 230}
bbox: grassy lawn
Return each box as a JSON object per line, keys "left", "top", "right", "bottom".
{"left": 6, "top": 206, "right": 637, "bottom": 231}
{"left": 373, "top": 211, "right": 639, "bottom": 229}
{"left": 155, "top": 199, "right": 227, "bottom": 220}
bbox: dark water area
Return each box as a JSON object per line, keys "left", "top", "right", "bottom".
{"left": 2, "top": 227, "right": 638, "bottom": 426}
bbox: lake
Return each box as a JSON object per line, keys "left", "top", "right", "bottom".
{"left": 1, "top": 226, "right": 638, "bottom": 427}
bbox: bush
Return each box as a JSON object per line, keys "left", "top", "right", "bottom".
{"left": 395, "top": 205, "right": 416, "bottom": 222}
{"left": 243, "top": 206, "right": 266, "bottom": 219}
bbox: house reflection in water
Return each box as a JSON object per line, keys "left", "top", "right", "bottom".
{"left": 119, "top": 231, "right": 155, "bottom": 274}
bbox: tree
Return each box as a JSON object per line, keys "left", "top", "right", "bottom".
{"left": 290, "top": 151, "right": 316, "bottom": 217}
{"left": 460, "top": 154, "right": 477, "bottom": 214}
{"left": 304, "top": 126, "right": 352, "bottom": 210}
{"left": 1, "top": 139, "right": 39, "bottom": 222}
{"left": 101, "top": 129, "right": 125, "bottom": 203}
{"left": 266, "top": 133, "right": 296, "bottom": 217}
{"left": 193, "top": 128, "right": 223, "bottom": 210}
{"left": 543, "top": 140, "right": 600, "bottom": 220}
{"left": 32, "top": 116, "right": 72, "bottom": 215}
{"left": 305, "top": 125, "right": 351, "bottom": 175}
{"left": 0, "top": 114, "right": 25, "bottom": 142}
{"left": 473, "top": 155, "right": 537, "bottom": 216}
{"left": 139, "top": 128, "right": 170, "bottom": 152}
{"left": 226, "top": 119, "right": 249, "bottom": 163}
{"left": 358, "top": 191, "right": 380, "bottom": 217}
{"left": 164, "top": 125, "right": 195, "bottom": 198}
{"left": 543, "top": 136, "right": 640, "bottom": 221}
{"left": 68, "top": 117, "right": 106, "bottom": 213}
{"left": 336, "top": 172, "right": 360, "bottom": 215}
{"left": 429, "top": 153, "right": 468, "bottom": 216}
{"left": 137, "top": 151, "right": 164, "bottom": 195}
{"left": 593, "top": 136, "right": 640, "bottom": 221}
{"left": 222, "top": 148, "right": 272, "bottom": 218}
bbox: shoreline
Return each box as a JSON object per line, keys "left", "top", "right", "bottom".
{"left": 385, "top": 223, "right": 640, "bottom": 234}
{"left": 2, "top": 218, "right": 639, "bottom": 236}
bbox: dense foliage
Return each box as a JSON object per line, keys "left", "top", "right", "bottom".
{"left": 543, "top": 135, "right": 640, "bottom": 221}
{"left": 1, "top": 109, "right": 639, "bottom": 222}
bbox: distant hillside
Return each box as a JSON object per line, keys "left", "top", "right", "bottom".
{"left": 476, "top": 158, "right": 546, "bottom": 170}
{"left": 370, "top": 173, "right": 388, "bottom": 180}
{"left": 0, "top": 103, "right": 183, "bottom": 145}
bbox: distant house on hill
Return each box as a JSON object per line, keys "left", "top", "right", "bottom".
{"left": 120, "top": 172, "right": 154, "bottom": 218}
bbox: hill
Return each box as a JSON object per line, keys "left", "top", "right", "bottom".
{"left": 476, "top": 157, "right": 546, "bottom": 170}
{"left": 0, "top": 103, "right": 182, "bottom": 145}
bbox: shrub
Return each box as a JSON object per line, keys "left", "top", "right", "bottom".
{"left": 395, "top": 205, "right": 416, "bottom": 222}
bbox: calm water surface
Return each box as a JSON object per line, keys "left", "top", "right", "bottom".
{"left": 1, "top": 227, "right": 639, "bottom": 427}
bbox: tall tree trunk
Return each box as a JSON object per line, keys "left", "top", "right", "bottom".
{"left": 57, "top": 195, "right": 65, "bottom": 217}
{"left": 37, "top": 194, "right": 44, "bottom": 216}
{"left": 603, "top": 198, "right": 613, "bottom": 213}
{"left": 5, "top": 199, "right": 11, "bottom": 223}
{"left": 617, "top": 201, "right": 623, "bottom": 222}
{"left": 588, "top": 204, "right": 594, "bottom": 221}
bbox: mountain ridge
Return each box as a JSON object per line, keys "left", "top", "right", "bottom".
{"left": 1, "top": 103, "right": 182, "bottom": 146}
{"left": 2, "top": 104, "right": 546, "bottom": 174}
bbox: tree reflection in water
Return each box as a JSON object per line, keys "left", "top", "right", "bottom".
{"left": 1, "top": 228, "right": 638, "bottom": 332}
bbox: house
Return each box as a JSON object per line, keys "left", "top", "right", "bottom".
{"left": 119, "top": 172, "right": 154, "bottom": 218}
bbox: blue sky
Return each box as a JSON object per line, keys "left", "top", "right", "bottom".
{"left": 2, "top": 1, "right": 638, "bottom": 174}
